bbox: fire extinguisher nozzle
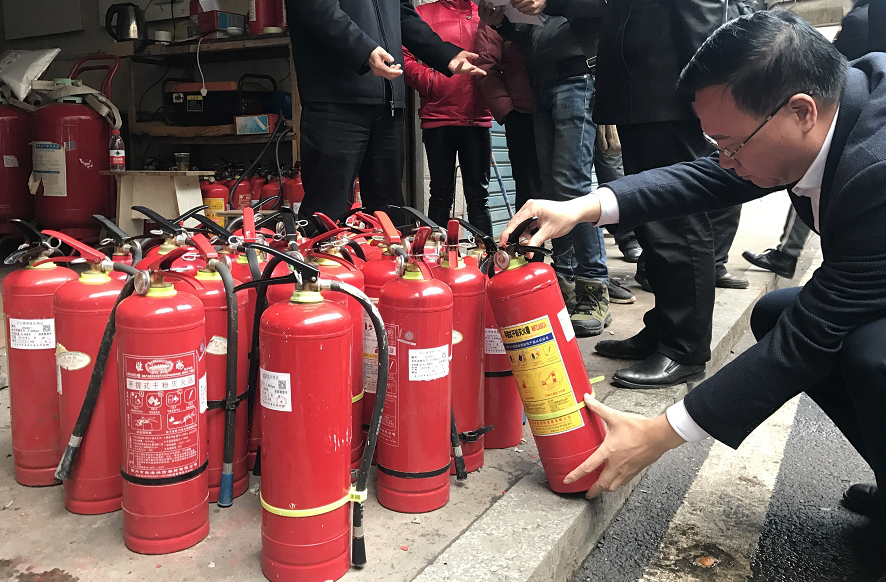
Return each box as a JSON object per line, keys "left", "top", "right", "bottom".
{"left": 351, "top": 538, "right": 367, "bottom": 569}
{"left": 453, "top": 451, "right": 468, "bottom": 481}
{"left": 217, "top": 473, "right": 234, "bottom": 507}
{"left": 54, "top": 443, "right": 80, "bottom": 481}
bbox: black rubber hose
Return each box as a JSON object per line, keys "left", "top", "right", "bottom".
{"left": 450, "top": 409, "right": 468, "bottom": 481}
{"left": 228, "top": 121, "right": 286, "bottom": 208}
{"left": 241, "top": 253, "right": 286, "bottom": 476}
{"left": 129, "top": 240, "right": 143, "bottom": 267}
{"left": 214, "top": 260, "right": 239, "bottom": 507}
{"left": 325, "top": 279, "right": 389, "bottom": 569}
{"left": 272, "top": 127, "right": 292, "bottom": 210}
{"left": 55, "top": 266, "right": 139, "bottom": 480}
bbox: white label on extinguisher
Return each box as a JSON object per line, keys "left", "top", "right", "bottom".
{"left": 557, "top": 306, "right": 576, "bottom": 342}
{"left": 362, "top": 298, "right": 381, "bottom": 394}
{"left": 260, "top": 368, "right": 292, "bottom": 412}
{"left": 199, "top": 374, "right": 208, "bottom": 413}
{"left": 484, "top": 327, "right": 506, "bottom": 355}
{"left": 3, "top": 155, "right": 18, "bottom": 167}
{"left": 32, "top": 141, "right": 67, "bottom": 197}
{"left": 57, "top": 361, "right": 63, "bottom": 395}
{"left": 249, "top": 0, "right": 256, "bottom": 21}
{"left": 206, "top": 335, "right": 228, "bottom": 355}
{"left": 408, "top": 345, "right": 449, "bottom": 382}
{"left": 123, "top": 352, "right": 200, "bottom": 479}
{"left": 9, "top": 318, "right": 56, "bottom": 350}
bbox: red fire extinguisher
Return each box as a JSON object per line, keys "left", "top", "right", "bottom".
{"left": 32, "top": 57, "right": 119, "bottom": 239}
{"left": 377, "top": 226, "right": 463, "bottom": 513}
{"left": 360, "top": 211, "right": 407, "bottom": 439}
{"left": 46, "top": 230, "right": 129, "bottom": 514}
{"left": 243, "top": 244, "right": 388, "bottom": 577}
{"left": 201, "top": 178, "right": 228, "bottom": 226}
{"left": 0, "top": 95, "right": 34, "bottom": 233}
{"left": 115, "top": 246, "right": 210, "bottom": 554}
{"left": 482, "top": 293, "right": 524, "bottom": 449}
{"left": 171, "top": 234, "right": 250, "bottom": 505}
{"left": 283, "top": 171, "right": 304, "bottom": 214}
{"left": 434, "top": 220, "right": 490, "bottom": 473}
{"left": 2, "top": 221, "right": 78, "bottom": 486}
{"left": 249, "top": 173, "right": 266, "bottom": 207}
{"left": 259, "top": 177, "right": 282, "bottom": 212}
{"left": 486, "top": 217, "right": 607, "bottom": 493}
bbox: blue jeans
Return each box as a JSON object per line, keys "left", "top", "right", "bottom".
{"left": 533, "top": 74, "right": 608, "bottom": 282}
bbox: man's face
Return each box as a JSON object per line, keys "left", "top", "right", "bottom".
{"left": 694, "top": 85, "right": 812, "bottom": 189}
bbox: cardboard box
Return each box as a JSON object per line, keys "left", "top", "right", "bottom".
{"left": 235, "top": 114, "right": 279, "bottom": 135}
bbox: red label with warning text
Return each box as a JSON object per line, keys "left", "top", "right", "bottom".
{"left": 123, "top": 352, "right": 201, "bottom": 479}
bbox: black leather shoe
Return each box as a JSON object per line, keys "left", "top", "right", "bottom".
{"left": 612, "top": 353, "right": 706, "bottom": 389}
{"left": 633, "top": 270, "right": 652, "bottom": 293}
{"left": 595, "top": 334, "right": 657, "bottom": 360}
{"left": 619, "top": 239, "right": 642, "bottom": 263}
{"left": 841, "top": 483, "right": 879, "bottom": 517}
{"left": 715, "top": 270, "right": 749, "bottom": 289}
{"left": 741, "top": 248, "right": 797, "bottom": 279}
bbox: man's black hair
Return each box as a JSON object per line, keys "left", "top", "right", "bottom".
{"left": 677, "top": 10, "right": 848, "bottom": 117}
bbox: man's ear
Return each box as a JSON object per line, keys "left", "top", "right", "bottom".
{"left": 790, "top": 93, "right": 818, "bottom": 133}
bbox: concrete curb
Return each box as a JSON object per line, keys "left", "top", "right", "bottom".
{"left": 414, "top": 273, "right": 780, "bottom": 582}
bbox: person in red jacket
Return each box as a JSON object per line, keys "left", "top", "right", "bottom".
{"left": 404, "top": 0, "right": 493, "bottom": 234}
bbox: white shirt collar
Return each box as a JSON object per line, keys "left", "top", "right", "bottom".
{"left": 793, "top": 107, "right": 839, "bottom": 195}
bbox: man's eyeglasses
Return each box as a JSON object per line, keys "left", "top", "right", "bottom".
{"left": 703, "top": 93, "right": 804, "bottom": 160}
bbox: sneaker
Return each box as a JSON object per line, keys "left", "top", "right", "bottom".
{"left": 608, "top": 279, "right": 636, "bottom": 304}
{"left": 571, "top": 278, "right": 611, "bottom": 337}
{"left": 556, "top": 273, "right": 577, "bottom": 314}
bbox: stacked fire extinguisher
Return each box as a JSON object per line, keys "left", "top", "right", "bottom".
{"left": 2, "top": 201, "right": 608, "bottom": 581}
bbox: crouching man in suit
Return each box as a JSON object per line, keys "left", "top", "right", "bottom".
{"left": 502, "top": 10, "right": 886, "bottom": 529}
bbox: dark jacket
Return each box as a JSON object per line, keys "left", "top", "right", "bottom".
{"left": 285, "top": 0, "right": 463, "bottom": 108}
{"left": 604, "top": 56, "right": 886, "bottom": 448}
{"left": 403, "top": 0, "right": 492, "bottom": 129}
{"left": 495, "top": 10, "right": 601, "bottom": 87}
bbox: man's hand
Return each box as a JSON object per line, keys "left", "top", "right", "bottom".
{"left": 564, "top": 395, "right": 686, "bottom": 499}
{"left": 448, "top": 50, "right": 486, "bottom": 76}
{"left": 499, "top": 195, "right": 600, "bottom": 248}
{"left": 478, "top": 1, "right": 506, "bottom": 26}
{"left": 511, "top": 0, "right": 547, "bottom": 16}
{"left": 368, "top": 46, "right": 403, "bottom": 79}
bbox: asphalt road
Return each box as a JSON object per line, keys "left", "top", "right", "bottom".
{"left": 570, "top": 330, "right": 883, "bottom": 582}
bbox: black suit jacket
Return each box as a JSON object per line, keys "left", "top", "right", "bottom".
{"left": 604, "top": 54, "right": 886, "bottom": 448}
{"left": 286, "top": 0, "right": 460, "bottom": 107}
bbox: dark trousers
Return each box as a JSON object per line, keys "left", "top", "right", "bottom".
{"left": 617, "top": 120, "right": 716, "bottom": 365}
{"left": 423, "top": 126, "right": 493, "bottom": 235}
{"left": 709, "top": 205, "right": 742, "bottom": 273}
{"left": 504, "top": 111, "right": 542, "bottom": 210}
{"left": 752, "top": 287, "right": 886, "bottom": 516}
{"left": 299, "top": 102, "right": 406, "bottom": 226}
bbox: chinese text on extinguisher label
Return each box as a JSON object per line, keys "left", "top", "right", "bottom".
{"left": 9, "top": 318, "right": 56, "bottom": 350}
{"left": 499, "top": 316, "right": 585, "bottom": 436}
{"left": 379, "top": 323, "right": 400, "bottom": 447}
{"left": 259, "top": 368, "right": 292, "bottom": 412}
{"left": 123, "top": 352, "right": 200, "bottom": 479}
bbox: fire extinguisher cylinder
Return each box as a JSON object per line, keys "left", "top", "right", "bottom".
{"left": 54, "top": 261, "right": 143, "bottom": 482}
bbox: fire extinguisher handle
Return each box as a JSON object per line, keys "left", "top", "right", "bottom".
{"left": 302, "top": 226, "right": 357, "bottom": 252}
{"left": 9, "top": 219, "right": 46, "bottom": 246}
{"left": 373, "top": 211, "right": 401, "bottom": 245}
{"left": 174, "top": 205, "right": 210, "bottom": 225}
{"left": 454, "top": 218, "right": 498, "bottom": 254}
{"left": 134, "top": 245, "right": 192, "bottom": 272}
{"left": 191, "top": 213, "right": 235, "bottom": 241}
{"left": 394, "top": 205, "right": 442, "bottom": 232}
{"left": 507, "top": 215, "right": 540, "bottom": 246}
{"left": 336, "top": 206, "right": 367, "bottom": 224}
{"left": 241, "top": 207, "right": 257, "bottom": 243}
{"left": 132, "top": 206, "right": 184, "bottom": 236}
{"left": 92, "top": 214, "right": 141, "bottom": 244}
{"left": 41, "top": 230, "right": 107, "bottom": 263}
{"left": 312, "top": 212, "right": 340, "bottom": 232}
{"left": 409, "top": 226, "right": 436, "bottom": 280}
{"left": 189, "top": 233, "right": 219, "bottom": 261}
{"left": 242, "top": 242, "right": 321, "bottom": 282}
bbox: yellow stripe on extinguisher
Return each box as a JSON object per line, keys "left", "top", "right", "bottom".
{"left": 524, "top": 400, "right": 588, "bottom": 422}
{"left": 352, "top": 389, "right": 365, "bottom": 404}
{"left": 260, "top": 487, "right": 368, "bottom": 518}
